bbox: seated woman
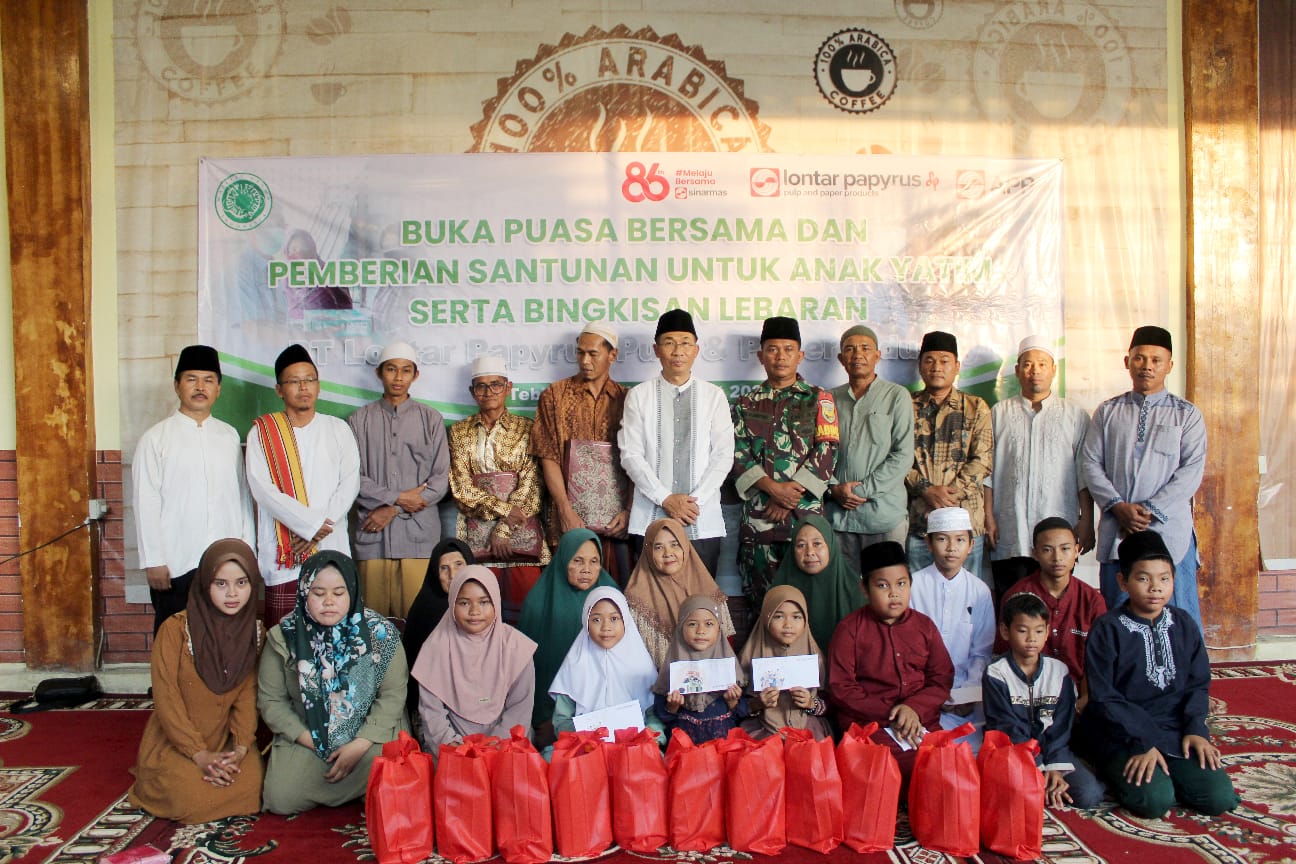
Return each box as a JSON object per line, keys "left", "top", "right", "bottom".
{"left": 770, "top": 514, "right": 863, "bottom": 649}
{"left": 738, "top": 585, "right": 831, "bottom": 740}
{"left": 128, "top": 539, "right": 265, "bottom": 823}
{"left": 258, "top": 551, "right": 408, "bottom": 815}
{"left": 624, "top": 517, "right": 735, "bottom": 669}
{"left": 412, "top": 565, "right": 538, "bottom": 753}
{"left": 549, "top": 586, "right": 663, "bottom": 737}
{"left": 517, "top": 528, "right": 617, "bottom": 740}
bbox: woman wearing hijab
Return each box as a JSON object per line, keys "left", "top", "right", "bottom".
{"left": 738, "top": 585, "right": 831, "bottom": 740}
{"left": 624, "top": 518, "right": 736, "bottom": 668}
{"left": 517, "top": 528, "right": 617, "bottom": 736}
{"left": 651, "top": 595, "right": 750, "bottom": 744}
{"left": 411, "top": 565, "right": 537, "bottom": 754}
{"left": 549, "top": 586, "right": 663, "bottom": 736}
{"left": 258, "top": 551, "right": 408, "bottom": 815}
{"left": 128, "top": 539, "right": 265, "bottom": 823}
{"left": 770, "top": 514, "right": 864, "bottom": 649}
{"left": 402, "top": 538, "right": 475, "bottom": 670}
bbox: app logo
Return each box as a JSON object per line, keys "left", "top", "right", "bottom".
{"left": 955, "top": 170, "right": 986, "bottom": 199}
{"left": 750, "top": 168, "right": 781, "bottom": 198}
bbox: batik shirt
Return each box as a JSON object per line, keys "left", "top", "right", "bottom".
{"left": 731, "top": 376, "right": 839, "bottom": 545}
{"left": 906, "top": 388, "right": 993, "bottom": 535}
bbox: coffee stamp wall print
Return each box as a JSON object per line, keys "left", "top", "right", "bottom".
{"left": 471, "top": 25, "right": 770, "bottom": 154}
{"left": 136, "top": 0, "right": 285, "bottom": 103}
{"left": 813, "top": 28, "right": 899, "bottom": 115}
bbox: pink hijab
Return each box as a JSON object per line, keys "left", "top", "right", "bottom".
{"left": 410, "top": 565, "right": 537, "bottom": 725}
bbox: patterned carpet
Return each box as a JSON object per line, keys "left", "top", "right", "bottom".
{"left": 1, "top": 663, "right": 1294, "bottom": 863}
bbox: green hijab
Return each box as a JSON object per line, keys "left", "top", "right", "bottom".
{"left": 770, "top": 514, "right": 864, "bottom": 649}
{"left": 516, "top": 528, "right": 617, "bottom": 727}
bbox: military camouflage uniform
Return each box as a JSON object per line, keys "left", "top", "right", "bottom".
{"left": 731, "top": 376, "right": 839, "bottom": 606}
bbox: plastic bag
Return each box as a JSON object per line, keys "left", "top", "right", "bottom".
{"left": 835, "top": 722, "right": 901, "bottom": 852}
{"left": 606, "top": 727, "right": 668, "bottom": 852}
{"left": 434, "top": 736, "right": 499, "bottom": 863}
{"left": 365, "top": 731, "right": 434, "bottom": 864}
{"left": 492, "top": 726, "right": 552, "bottom": 864}
{"left": 782, "top": 727, "right": 843, "bottom": 853}
{"left": 978, "top": 729, "right": 1045, "bottom": 860}
{"left": 719, "top": 728, "right": 786, "bottom": 854}
{"left": 664, "top": 729, "right": 726, "bottom": 852}
{"left": 909, "top": 722, "right": 980, "bottom": 857}
{"left": 549, "top": 729, "right": 613, "bottom": 858}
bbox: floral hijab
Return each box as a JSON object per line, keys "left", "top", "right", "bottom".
{"left": 279, "top": 551, "right": 400, "bottom": 759}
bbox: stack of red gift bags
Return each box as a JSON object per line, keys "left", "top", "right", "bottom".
{"left": 366, "top": 723, "right": 1046, "bottom": 862}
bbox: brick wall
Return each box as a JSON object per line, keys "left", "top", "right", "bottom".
{"left": 0, "top": 450, "right": 153, "bottom": 667}
{"left": 1259, "top": 570, "right": 1296, "bottom": 638}
{"left": 0, "top": 452, "right": 19, "bottom": 662}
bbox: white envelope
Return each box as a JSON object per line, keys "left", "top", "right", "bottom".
{"left": 572, "top": 700, "right": 645, "bottom": 741}
{"left": 668, "top": 657, "right": 737, "bottom": 694}
{"left": 750, "top": 653, "right": 820, "bottom": 690}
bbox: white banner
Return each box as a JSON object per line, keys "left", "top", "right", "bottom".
{"left": 198, "top": 153, "right": 1062, "bottom": 428}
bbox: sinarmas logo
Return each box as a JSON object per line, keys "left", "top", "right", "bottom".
{"left": 215, "top": 173, "right": 272, "bottom": 230}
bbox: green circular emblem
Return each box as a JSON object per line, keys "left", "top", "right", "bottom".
{"left": 215, "top": 173, "right": 272, "bottom": 230}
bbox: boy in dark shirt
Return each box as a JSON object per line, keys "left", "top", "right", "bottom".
{"left": 1082, "top": 531, "right": 1238, "bottom": 818}
{"left": 984, "top": 592, "right": 1104, "bottom": 808}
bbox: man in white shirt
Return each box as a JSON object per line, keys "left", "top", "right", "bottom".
{"left": 619, "top": 309, "right": 734, "bottom": 575}
{"left": 133, "top": 345, "right": 255, "bottom": 633}
{"left": 983, "top": 335, "right": 1095, "bottom": 606}
{"left": 246, "top": 343, "right": 361, "bottom": 625}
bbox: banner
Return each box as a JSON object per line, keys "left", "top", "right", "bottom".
{"left": 198, "top": 153, "right": 1062, "bottom": 430}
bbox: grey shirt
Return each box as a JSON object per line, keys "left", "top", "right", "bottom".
{"left": 826, "top": 377, "right": 914, "bottom": 535}
{"left": 347, "top": 398, "right": 450, "bottom": 560}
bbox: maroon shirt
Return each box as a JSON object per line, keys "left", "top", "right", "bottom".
{"left": 827, "top": 606, "right": 954, "bottom": 732}
{"left": 994, "top": 572, "right": 1107, "bottom": 684}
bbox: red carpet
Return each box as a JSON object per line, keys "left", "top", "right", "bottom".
{"left": 2, "top": 663, "right": 1295, "bottom": 864}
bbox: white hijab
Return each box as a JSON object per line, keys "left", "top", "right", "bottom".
{"left": 549, "top": 587, "right": 658, "bottom": 715}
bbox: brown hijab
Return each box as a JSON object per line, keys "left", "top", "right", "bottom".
{"left": 737, "top": 585, "right": 825, "bottom": 733}
{"left": 187, "top": 538, "right": 264, "bottom": 694}
{"left": 624, "top": 518, "right": 735, "bottom": 667}
{"left": 651, "top": 594, "right": 746, "bottom": 713}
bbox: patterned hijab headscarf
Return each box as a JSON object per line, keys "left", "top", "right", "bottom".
{"left": 188, "top": 538, "right": 264, "bottom": 695}
{"left": 279, "top": 551, "right": 400, "bottom": 759}
{"left": 737, "top": 585, "right": 825, "bottom": 733}
{"left": 517, "top": 528, "right": 618, "bottom": 726}
{"left": 771, "top": 514, "right": 864, "bottom": 649}
{"left": 624, "top": 518, "right": 735, "bottom": 668}
{"left": 652, "top": 594, "right": 747, "bottom": 713}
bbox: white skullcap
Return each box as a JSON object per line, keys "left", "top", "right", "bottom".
{"left": 1016, "top": 335, "right": 1054, "bottom": 360}
{"left": 580, "top": 321, "right": 618, "bottom": 348}
{"left": 926, "top": 507, "right": 973, "bottom": 534}
{"left": 379, "top": 341, "right": 418, "bottom": 365}
{"left": 471, "top": 356, "right": 509, "bottom": 380}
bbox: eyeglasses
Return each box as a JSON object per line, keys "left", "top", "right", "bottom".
{"left": 471, "top": 380, "right": 508, "bottom": 395}
{"left": 658, "top": 338, "right": 697, "bottom": 352}
{"left": 279, "top": 377, "right": 319, "bottom": 388}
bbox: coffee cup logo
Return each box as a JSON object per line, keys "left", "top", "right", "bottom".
{"left": 814, "top": 29, "right": 898, "bottom": 115}
{"left": 135, "top": 0, "right": 284, "bottom": 103}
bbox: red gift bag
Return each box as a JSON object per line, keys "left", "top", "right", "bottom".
{"left": 783, "top": 727, "right": 843, "bottom": 853}
{"left": 664, "top": 729, "right": 726, "bottom": 851}
{"left": 909, "top": 722, "right": 980, "bottom": 857}
{"left": 434, "top": 736, "right": 499, "bottom": 863}
{"left": 835, "top": 722, "right": 901, "bottom": 852}
{"left": 606, "top": 727, "right": 668, "bottom": 852}
{"left": 366, "top": 731, "right": 434, "bottom": 864}
{"left": 549, "top": 729, "right": 614, "bottom": 858}
{"left": 492, "top": 726, "right": 553, "bottom": 864}
{"left": 978, "top": 730, "right": 1045, "bottom": 860}
{"left": 719, "top": 728, "right": 786, "bottom": 855}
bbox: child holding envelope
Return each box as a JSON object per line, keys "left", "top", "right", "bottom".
{"left": 651, "top": 595, "right": 749, "bottom": 743}
{"left": 738, "top": 585, "right": 830, "bottom": 740}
